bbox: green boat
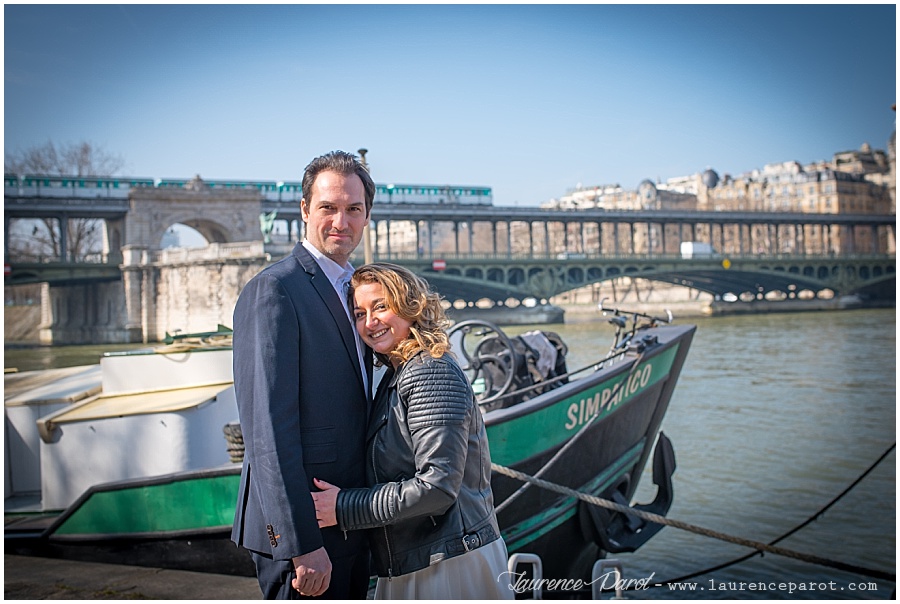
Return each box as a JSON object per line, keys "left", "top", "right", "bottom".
{"left": 5, "top": 312, "right": 695, "bottom": 586}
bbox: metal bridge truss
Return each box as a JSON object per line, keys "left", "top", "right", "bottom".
{"left": 7, "top": 253, "right": 894, "bottom": 304}
{"left": 385, "top": 254, "right": 896, "bottom": 304}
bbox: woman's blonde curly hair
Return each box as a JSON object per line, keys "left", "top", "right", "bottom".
{"left": 351, "top": 262, "right": 451, "bottom": 366}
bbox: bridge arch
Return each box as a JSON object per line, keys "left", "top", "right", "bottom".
{"left": 126, "top": 179, "right": 260, "bottom": 251}
{"left": 156, "top": 216, "right": 233, "bottom": 248}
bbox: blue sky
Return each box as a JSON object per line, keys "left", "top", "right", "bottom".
{"left": 4, "top": 4, "right": 896, "bottom": 207}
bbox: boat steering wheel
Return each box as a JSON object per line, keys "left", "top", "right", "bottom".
{"left": 448, "top": 320, "right": 517, "bottom": 408}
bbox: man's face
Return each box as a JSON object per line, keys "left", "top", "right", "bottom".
{"left": 301, "top": 170, "right": 369, "bottom": 265}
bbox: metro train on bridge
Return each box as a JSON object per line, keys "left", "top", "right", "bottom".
{"left": 3, "top": 174, "right": 493, "bottom": 206}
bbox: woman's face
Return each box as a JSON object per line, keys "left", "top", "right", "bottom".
{"left": 353, "top": 282, "right": 413, "bottom": 365}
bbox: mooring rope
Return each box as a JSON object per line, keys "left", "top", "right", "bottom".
{"left": 152, "top": 334, "right": 233, "bottom": 354}
{"left": 650, "top": 442, "right": 897, "bottom": 586}
{"left": 491, "top": 454, "right": 896, "bottom": 583}
{"left": 495, "top": 350, "right": 646, "bottom": 515}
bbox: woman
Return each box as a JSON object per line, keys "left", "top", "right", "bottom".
{"left": 311, "top": 262, "right": 513, "bottom": 599}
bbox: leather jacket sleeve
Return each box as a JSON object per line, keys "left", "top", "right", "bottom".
{"left": 336, "top": 355, "right": 472, "bottom": 530}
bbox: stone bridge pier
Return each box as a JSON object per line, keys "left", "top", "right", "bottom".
{"left": 37, "top": 280, "right": 131, "bottom": 345}
{"left": 40, "top": 243, "right": 270, "bottom": 345}
{"left": 119, "top": 243, "right": 269, "bottom": 344}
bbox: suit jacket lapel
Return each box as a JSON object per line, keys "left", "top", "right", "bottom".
{"left": 293, "top": 244, "right": 367, "bottom": 395}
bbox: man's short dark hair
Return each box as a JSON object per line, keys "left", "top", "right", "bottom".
{"left": 301, "top": 150, "right": 375, "bottom": 215}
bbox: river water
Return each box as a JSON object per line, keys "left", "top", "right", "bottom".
{"left": 510, "top": 308, "right": 896, "bottom": 600}
{"left": 4, "top": 308, "right": 896, "bottom": 599}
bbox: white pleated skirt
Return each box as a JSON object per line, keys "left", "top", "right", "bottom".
{"left": 374, "top": 537, "right": 515, "bottom": 600}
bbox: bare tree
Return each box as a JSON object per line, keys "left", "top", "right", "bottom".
{"left": 6, "top": 141, "right": 125, "bottom": 262}
{"left": 5, "top": 140, "right": 124, "bottom": 177}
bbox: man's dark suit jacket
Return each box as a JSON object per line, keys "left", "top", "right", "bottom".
{"left": 231, "top": 242, "right": 370, "bottom": 564}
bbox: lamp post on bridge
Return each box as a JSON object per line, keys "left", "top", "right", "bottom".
{"left": 358, "top": 148, "right": 374, "bottom": 264}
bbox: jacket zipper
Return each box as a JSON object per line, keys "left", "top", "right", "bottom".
{"left": 372, "top": 434, "right": 394, "bottom": 580}
{"left": 383, "top": 526, "right": 394, "bottom": 580}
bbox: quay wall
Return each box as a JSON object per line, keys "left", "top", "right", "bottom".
{"left": 446, "top": 304, "right": 565, "bottom": 326}
{"left": 557, "top": 296, "right": 874, "bottom": 323}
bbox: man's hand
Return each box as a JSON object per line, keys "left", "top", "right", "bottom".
{"left": 311, "top": 478, "right": 340, "bottom": 528}
{"left": 291, "top": 547, "right": 332, "bottom": 597}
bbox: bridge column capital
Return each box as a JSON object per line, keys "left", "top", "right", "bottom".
{"left": 120, "top": 245, "right": 150, "bottom": 342}
{"left": 121, "top": 244, "right": 149, "bottom": 267}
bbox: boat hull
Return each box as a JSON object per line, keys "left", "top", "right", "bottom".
{"left": 488, "top": 323, "right": 693, "bottom": 580}
{"left": 6, "top": 324, "right": 695, "bottom": 583}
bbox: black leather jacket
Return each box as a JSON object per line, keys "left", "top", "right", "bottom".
{"left": 335, "top": 351, "right": 501, "bottom": 578}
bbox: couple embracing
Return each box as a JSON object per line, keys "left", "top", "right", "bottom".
{"left": 230, "top": 151, "right": 513, "bottom": 600}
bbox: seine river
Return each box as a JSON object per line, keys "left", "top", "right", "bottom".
{"left": 4, "top": 308, "right": 895, "bottom": 599}
{"left": 512, "top": 308, "right": 896, "bottom": 600}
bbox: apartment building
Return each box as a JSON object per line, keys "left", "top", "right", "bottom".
{"left": 544, "top": 134, "right": 895, "bottom": 254}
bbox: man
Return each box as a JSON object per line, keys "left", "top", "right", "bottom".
{"left": 231, "top": 150, "right": 374, "bottom": 599}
